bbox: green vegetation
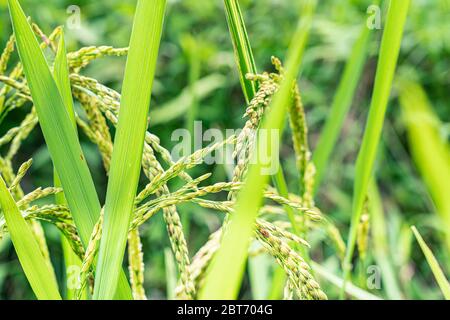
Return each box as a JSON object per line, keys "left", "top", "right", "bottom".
{"left": 94, "top": 0, "right": 166, "bottom": 300}
{"left": 411, "top": 226, "right": 450, "bottom": 300}
{"left": 0, "top": 0, "right": 448, "bottom": 300}
{"left": 343, "top": 0, "right": 411, "bottom": 294}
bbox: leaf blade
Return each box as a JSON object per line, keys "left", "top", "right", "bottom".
{"left": 313, "top": 23, "right": 372, "bottom": 190}
{"left": 7, "top": 0, "right": 132, "bottom": 299}
{"left": 199, "top": 0, "right": 316, "bottom": 299}
{"left": 0, "top": 175, "right": 61, "bottom": 300}
{"left": 411, "top": 226, "right": 450, "bottom": 300}
{"left": 223, "top": 0, "right": 258, "bottom": 104}
{"left": 52, "top": 32, "right": 86, "bottom": 300}
{"left": 94, "top": 0, "right": 167, "bottom": 299}
{"left": 342, "top": 0, "right": 411, "bottom": 291}
{"left": 399, "top": 80, "right": 450, "bottom": 251}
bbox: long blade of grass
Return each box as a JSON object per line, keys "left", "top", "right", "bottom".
{"left": 52, "top": 32, "right": 85, "bottom": 300}
{"left": 368, "top": 180, "right": 403, "bottom": 299}
{"left": 223, "top": 0, "right": 299, "bottom": 227}
{"left": 342, "top": 0, "right": 411, "bottom": 294}
{"left": 7, "top": 0, "right": 131, "bottom": 299}
{"left": 52, "top": 32, "right": 75, "bottom": 124}
{"left": 399, "top": 80, "right": 450, "bottom": 252}
{"left": 93, "top": 0, "right": 167, "bottom": 300}
{"left": 199, "top": 0, "right": 316, "bottom": 299}
{"left": 0, "top": 175, "right": 61, "bottom": 300}
{"left": 313, "top": 23, "right": 372, "bottom": 191}
{"left": 223, "top": 0, "right": 258, "bottom": 104}
{"left": 223, "top": 0, "right": 306, "bottom": 291}
{"left": 411, "top": 226, "right": 450, "bottom": 299}
{"left": 8, "top": 0, "right": 98, "bottom": 243}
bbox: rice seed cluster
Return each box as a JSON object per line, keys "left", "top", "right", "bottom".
{"left": 0, "top": 24, "right": 337, "bottom": 300}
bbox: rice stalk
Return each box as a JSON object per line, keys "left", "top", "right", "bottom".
{"left": 67, "top": 46, "right": 128, "bottom": 71}
{"left": 256, "top": 226, "right": 326, "bottom": 300}
{"left": 199, "top": 0, "right": 317, "bottom": 299}
{"left": 312, "top": 22, "right": 373, "bottom": 190}
{"left": 52, "top": 31, "right": 87, "bottom": 300}
{"left": 77, "top": 211, "right": 104, "bottom": 299}
{"left": 223, "top": 3, "right": 305, "bottom": 279}
{"left": 72, "top": 76, "right": 196, "bottom": 298}
{"left": 0, "top": 35, "right": 15, "bottom": 76}
{"left": 342, "top": 0, "right": 411, "bottom": 295}
{"left": 368, "top": 180, "right": 403, "bottom": 299}
{"left": 128, "top": 228, "right": 146, "bottom": 300}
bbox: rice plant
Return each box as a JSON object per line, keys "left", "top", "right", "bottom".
{"left": 0, "top": 0, "right": 448, "bottom": 301}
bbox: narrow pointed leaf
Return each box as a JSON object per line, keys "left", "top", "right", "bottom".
{"left": 94, "top": 0, "right": 167, "bottom": 299}
{"left": 343, "top": 0, "right": 411, "bottom": 288}
{"left": 7, "top": 0, "right": 132, "bottom": 299}
{"left": 52, "top": 32, "right": 85, "bottom": 300}
{"left": 369, "top": 180, "right": 403, "bottom": 299}
{"left": 224, "top": 0, "right": 306, "bottom": 293}
{"left": 224, "top": 0, "right": 300, "bottom": 239}
{"left": 53, "top": 31, "right": 75, "bottom": 124}
{"left": 313, "top": 23, "right": 372, "bottom": 190}
{"left": 199, "top": 0, "right": 316, "bottom": 299}
{"left": 399, "top": 80, "right": 450, "bottom": 251}
{"left": 8, "top": 0, "right": 98, "bottom": 246}
{"left": 224, "top": 0, "right": 258, "bottom": 104}
{"left": 411, "top": 226, "right": 450, "bottom": 299}
{"left": 0, "top": 175, "right": 61, "bottom": 300}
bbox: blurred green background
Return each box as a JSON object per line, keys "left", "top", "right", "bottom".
{"left": 0, "top": 0, "right": 449, "bottom": 299}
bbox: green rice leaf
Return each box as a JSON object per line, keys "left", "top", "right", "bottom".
{"left": 369, "top": 180, "right": 403, "bottom": 299}
{"left": 52, "top": 32, "right": 85, "bottom": 300}
{"left": 223, "top": 0, "right": 306, "bottom": 294}
{"left": 313, "top": 23, "right": 372, "bottom": 191}
{"left": 93, "top": 0, "right": 167, "bottom": 300}
{"left": 7, "top": 0, "right": 132, "bottom": 299}
{"left": 411, "top": 226, "right": 450, "bottom": 300}
{"left": 399, "top": 80, "right": 450, "bottom": 251}
{"left": 0, "top": 175, "right": 61, "bottom": 300}
{"left": 223, "top": 0, "right": 258, "bottom": 104}
{"left": 53, "top": 31, "right": 75, "bottom": 124}
{"left": 8, "top": 0, "right": 98, "bottom": 247}
{"left": 199, "top": 0, "right": 316, "bottom": 299}
{"left": 342, "top": 0, "right": 411, "bottom": 291}
{"left": 224, "top": 0, "right": 299, "bottom": 236}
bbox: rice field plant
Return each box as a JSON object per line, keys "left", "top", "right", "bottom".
{"left": 0, "top": 0, "right": 448, "bottom": 301}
